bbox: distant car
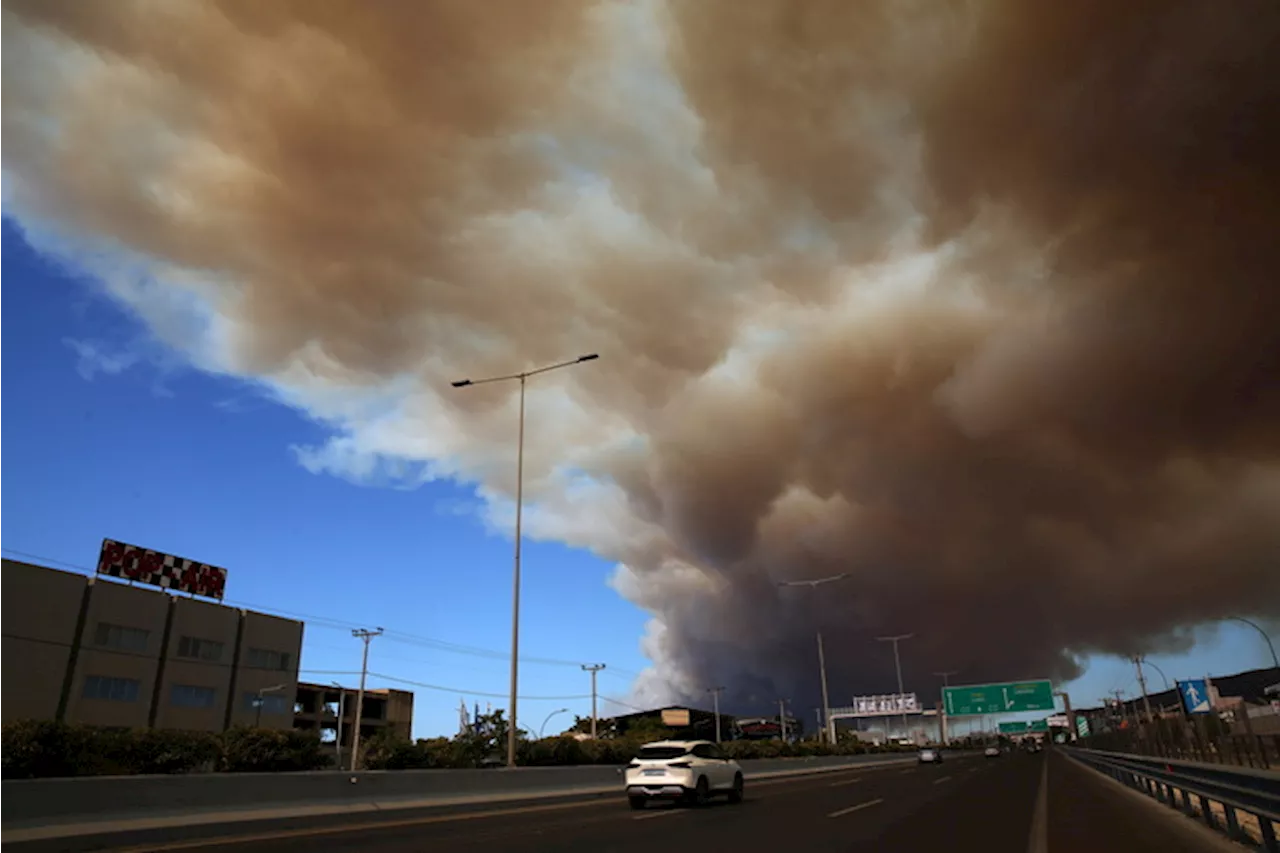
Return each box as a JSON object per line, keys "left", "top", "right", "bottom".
{"left": 918, "top": 747, "right": 943, "bottom": 764}
{"left": 984, "top": 745, "right": 1001, "bottom": 758}
{"left": 624, "top": 740, "right": 744, "bottom": 809}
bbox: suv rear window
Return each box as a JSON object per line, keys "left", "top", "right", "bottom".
{"left": 637, "top": 746, "right": 689, "bottom": 760}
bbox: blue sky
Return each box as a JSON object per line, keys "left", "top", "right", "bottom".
{"left": 2, "top": 217, "right": 1273, "bottom": 738}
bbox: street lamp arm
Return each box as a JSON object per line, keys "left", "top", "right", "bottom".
{"left": 777, "top": 573, "right": 850, "bottom": 589}
{"left": 450, "top": 354, "right": 599, "bottom": 389}
{"left": 1227, "top": 616, "right": 1280, "bottom": 669}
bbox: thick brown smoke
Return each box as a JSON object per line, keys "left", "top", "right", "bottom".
{"left": 4, "top": 0, "right": 1279, "bottom": 714}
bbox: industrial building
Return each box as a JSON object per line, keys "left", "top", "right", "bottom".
{"left": 293, "top": 682, "right": 415, "bottom": 765}
{"left": 1, "top": 558, "right": 303, "bottom": 732}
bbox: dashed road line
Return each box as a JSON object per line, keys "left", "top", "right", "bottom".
{"left": 932, "top": 775, "right": 952, "bottom": 785}
{"left": 827, "top": 798, "right": 885, "bottom": 819}
{"left": 633, "top": 808, "right": 687, "bottom": 822}
{"left": 829, "top": 777, "right": 863, "bottom": 787}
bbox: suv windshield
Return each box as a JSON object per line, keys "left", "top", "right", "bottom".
{"left": 637, "top": 745, "right": 689, "bottom": 760}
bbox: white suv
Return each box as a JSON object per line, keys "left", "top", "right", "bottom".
{"left": 624, "top": 740, "right": 745, "bottom": 809}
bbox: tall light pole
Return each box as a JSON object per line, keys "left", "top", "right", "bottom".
{"left": 778, "top": 699, "right": 789, "bottom": 742}
{"left": 934, "top": 670, "right": 959, "bottom": 744}
{"left": 350, "top": 627, "right": 384, "bottom": 772}
{"left": 332, "top": 681, "right": 346, "bottom": 767}
{"left": 539, "top": 708, "right": 569, "bottom": 739}
{"left": 777, "top": 574, "right": 850, "bottom": 745}
{"left": 582, "top": 664, "right": 606, "bottom": 739}
{"left": 876, "top": 634, "right": 915, "bottom": 740}
{"left": 1228, "top": 616, "right": 1279, "bottom": 669}
{"left": 451, "top": 353, "right": 600, "bottom": 768}
{"left": 1132, "top": 656, "right": 1155, "bottom": 724}
{"left": 708, "top": 686, "right": 726, "bottom": 743}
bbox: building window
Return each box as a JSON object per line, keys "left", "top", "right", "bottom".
{"left": 93, "top": 623, "right": 150, "bottom": 653}
{"left": 176, "top": 636, "right": 224, "bottom": 662}
{"left": 244, "top": 693, "right": 290, "bottom": 714}
{"left": 83, "top": 675, "right": 140, "bottom": 702}
{"left": 170, "top": 684, "right": 217, "bottom": 709}
{"left": 246, "top": 647, "right": 292, "bottom": 672}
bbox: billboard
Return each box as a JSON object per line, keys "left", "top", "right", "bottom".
{"left": 849, "top": 693, "right": 921, "bottom": 716}
{"left": 661, "top": 708, "right": 691, "bottom": 726}
{"left": 97, "top": 539, "right": 228, "bottom": 600}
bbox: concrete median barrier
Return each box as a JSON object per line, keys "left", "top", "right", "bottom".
{"left": 2, "top": 751, "right": 928, "bottom": 847}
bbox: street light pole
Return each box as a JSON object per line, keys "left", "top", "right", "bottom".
{"left": 1228, "top": 616, "right": 1280, "bottom": 669}
{"left": 777, "top": 574, "right": 850, "bottom": 745}
{"left": 1132, "top": 655, "right": 1155, "bottom": 724}
{"left": 451, "top": 353, "right": 600, "bottom": 769}
{"left": 332, "top": 682, "right": 345, "bottom": 768}
{"left": 876, "top": 634, "right": 915, "bottom": 740}
{"left": 708, "top": 686, "right": 726, "bottom": 743}
{"left": 253, "top": 683, "right": 287, "bottom": 728}
{"left": 539, "top": 708, "right": 569, "bottom": 739}
{"left": 933, "top": 671, "right": 959, "bottom": 744}
{"left": 778, "top": 699, "right": 789, "bottom": 742}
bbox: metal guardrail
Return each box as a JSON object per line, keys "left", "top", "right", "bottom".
{"left": 1065, "top": 746, "right": 1280, "bottom": 851}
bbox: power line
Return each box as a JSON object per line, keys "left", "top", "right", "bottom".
{"left": 3, "top": 547, "right": 640, "bottom": 675}
{"left": 367, "top": 672, "right": 593, "bottom": 702}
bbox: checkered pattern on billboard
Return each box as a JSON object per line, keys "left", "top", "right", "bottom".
{"left": 96, "top": 538, "right": 228, "bottom": 600}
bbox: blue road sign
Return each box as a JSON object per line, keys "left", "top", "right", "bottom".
{"left": 1178, "top": 679, "right": 1211, "bottom": 714}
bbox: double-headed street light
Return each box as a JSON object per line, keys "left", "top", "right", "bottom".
{"left": 777, "top": 574, "right": 850, "bottom": 744}
{"left": 451, "top": 353, "right": 600, "bottom": 768}
{"left": 875, "top": 634, "right": 914, "bottom": 739}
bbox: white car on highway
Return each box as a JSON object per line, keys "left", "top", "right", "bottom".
{"left": 624, "top": 740, "right": 745, "bottom": 809}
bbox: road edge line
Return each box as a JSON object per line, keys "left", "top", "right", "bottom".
{"left": 1026, "top": 755, "right": 1048, "bottom": 853}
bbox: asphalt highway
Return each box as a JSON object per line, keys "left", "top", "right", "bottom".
{"left": 81, "top": 748, "right": 1234, "bottom": 853}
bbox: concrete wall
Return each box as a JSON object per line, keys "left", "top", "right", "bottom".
{"left": 1, "top": 561, "right": 87, "bottom": 723}
{"left": 2, "top": 754, "right": 914, "bottom": 829}
{"left": 66, "top": 580, "right": 170, "bottom": 729}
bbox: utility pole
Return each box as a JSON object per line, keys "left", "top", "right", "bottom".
{"left": 350, "top": 627, "right": 383, "bottom": 772}
{"left": 778, "top": 699, "right": 788, "bottom": 742}
{"left": 876, "top": 634, "right": 915, "bottom": 741}
{"left": 708, "top": 686, "right": 726, "bottom": 743}
{"left": 451, "top": 354, "right": 600, "bottom": 769}
{"left": 582, "top": 664, "right": 606, "bottom": 739}
{"left": 1132, "top": 656, "right": 1155, "bottom": 724}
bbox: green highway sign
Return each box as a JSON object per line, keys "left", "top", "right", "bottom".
{"left": 943, "top": 679, "right": 1055, "bottom": 716}
{"left": 998, "top": 718, "right": 1050, "bottom": 734}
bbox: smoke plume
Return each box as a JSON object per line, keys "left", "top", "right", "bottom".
{"left": 5, "top": 0, "right": 1279, "bottom": 714}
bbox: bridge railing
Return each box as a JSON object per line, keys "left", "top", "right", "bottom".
{"left": 1064, "top": 745, "right": 1280, "bottom": 851}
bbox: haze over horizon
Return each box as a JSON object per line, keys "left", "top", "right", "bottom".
{"left": 3, "top": 0, "right": 1278, "bottom": 721}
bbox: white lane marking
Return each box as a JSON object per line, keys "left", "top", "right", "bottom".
{"left": 1026, "top": 754, "right": 1049, "bottom": 853}
{"left": 899, "top": 768, "right": 914, "bottom": 774}
{"left": 633, "top": 808, "right": 686, "bottom": 821}
{"left": 932, "top": 775, "right": 952, "bottom": 785}
{"left": 827, "top": 798, "right": 885, "bottom": 819}
{"left": 829, "top": 777, "right": 863, "bottom": 787}
{"left": 968, "top": 767, "right": 980, "bottom": 773}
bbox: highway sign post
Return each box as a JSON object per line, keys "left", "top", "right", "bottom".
{"left": 1076, "top": 716, "right": 1091, "bottom": 738}
{"left": 943, "top": 680, "right": 1055, "bottom": 716}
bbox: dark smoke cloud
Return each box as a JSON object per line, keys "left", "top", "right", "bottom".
{"left": 4, "top": 0, "right": 1278, "bottom": 716}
